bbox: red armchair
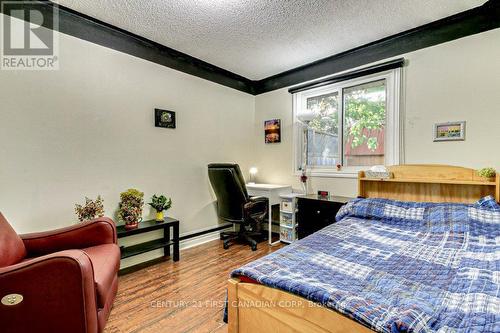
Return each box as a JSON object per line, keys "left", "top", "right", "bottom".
{"left": 0, "top": 212, "right": 120, "bottom": 333}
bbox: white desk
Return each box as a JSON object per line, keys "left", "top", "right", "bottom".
{"left": 246, "top": 183, "right": 292, "bottom": 246}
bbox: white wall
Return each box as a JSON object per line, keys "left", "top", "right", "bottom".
{"left": 0, "top": 19, "right": 255, "bottom": 242}
{"left": 253, "top": 28, "right": 500, "bottom": 197}
{"left": 1, "top": 17, "right": 499, "bottom": 266}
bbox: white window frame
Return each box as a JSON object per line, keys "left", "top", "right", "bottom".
{"left": 292, "top": 68, "right": 402, "bottom": 178}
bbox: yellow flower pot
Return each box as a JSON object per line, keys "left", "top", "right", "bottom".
{"left": 155, "top": 211, "right": 164, "bottom": 222}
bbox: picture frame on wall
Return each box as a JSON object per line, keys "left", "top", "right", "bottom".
{"left": 155, "top": 109, "right": 176, "bottom": 129}
{"left": 433, "top": 121, "right": 465, "bottom": 142}
{"left": 264, "top": 119, "right": 281, "bottom": 143}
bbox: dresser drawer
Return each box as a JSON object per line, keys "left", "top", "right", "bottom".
{"left": 296, "top": 197, "right": 347, "bottom": 239}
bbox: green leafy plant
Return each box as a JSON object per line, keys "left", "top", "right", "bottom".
{"left": 118, "top": 189, "right": 144, "bottom": 224}
{"left": 148, "top": 194, "right": 172, "bottom": 212}
{"left": 478, "top": 167, "right": 496, "bottom": 178}
{"left": 75, "top": 196, "right": 104, "bottom": 222}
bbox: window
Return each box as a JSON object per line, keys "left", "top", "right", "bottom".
{"left": 343, "top": 80, "right": 386, "bottom": 167}
{"left": 293, "top": 69, "right": 401, "bottom": 177}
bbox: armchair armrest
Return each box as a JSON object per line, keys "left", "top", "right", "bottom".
{"left": 248, "top": 196, "right": 268, "bottom": 203}
{"left": 0, "top": 250, "right": 98, "bottom": 333}
{"left": 244, "top": 196, "right": 268, "bottom": 216}
{"left": 21, "top": 217, "right": 117, "bottom": 257}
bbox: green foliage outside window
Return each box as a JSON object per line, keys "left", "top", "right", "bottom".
{"left": 344, "top": 84, "right": 386, "bottom": 151}
{"left": 306, "top": 82, "right": 386, "bottom": 152}
{"left": 307, "top": 93, "right": 339, "bottom": 136}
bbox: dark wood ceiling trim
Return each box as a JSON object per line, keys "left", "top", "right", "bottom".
{"left": 1, "top": 1, "right": 498, "bottom": 96}
{"left": 0, "top": 1, "right": 256, "bottom": 94}
{"left": 254, "top": 0, "right": 500, "bottom": 94}
{"left": 288, "top": 58, "right": 405, "bottom": 94}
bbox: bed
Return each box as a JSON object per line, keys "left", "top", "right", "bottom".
{"left": 227, "top": 165, "right": 500, "bottom": 333}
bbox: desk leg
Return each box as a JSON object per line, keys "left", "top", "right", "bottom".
{"left": 268, "top": 204, "right": 281, "bottom": 246}
{"left": 268, "top": 203, "right": 272, "bottom": 245}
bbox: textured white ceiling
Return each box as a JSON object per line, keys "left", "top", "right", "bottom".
{"left": 54, "top": 0, "right": 486, "bottom": 80}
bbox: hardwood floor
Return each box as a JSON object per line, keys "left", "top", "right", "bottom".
{"left": 104, "top": 239, "right": 284, "bottom": 333}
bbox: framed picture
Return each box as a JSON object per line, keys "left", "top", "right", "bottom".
{"left": 265, "top": 119, "right": 281, "bottom": 143}
{"left": 155, "top": 109, "right": 176, "bottom": 129}
{"left": 433, "top": 121, "right": 465, "bottom": 142}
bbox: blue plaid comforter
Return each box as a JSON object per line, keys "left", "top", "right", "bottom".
{"left": 231, "top": 197, "right": 500, "bottom": 333}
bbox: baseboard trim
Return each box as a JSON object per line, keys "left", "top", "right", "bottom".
{"left": 179, "top": 223, "right": 232, "bottom": 242}
{"left": 179, "top": 224, "right": 231, "bottom": 251}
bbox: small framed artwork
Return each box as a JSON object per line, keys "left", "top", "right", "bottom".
{"left": 264, "top": 119, "right": 281, "bottom": 143}
{"left": 433, "top": 121, "right": 465, "bottom": 142}
{"left": 155, "top": 109, "right": 176, "bottom": 129}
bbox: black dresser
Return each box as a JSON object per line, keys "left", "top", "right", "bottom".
{"left": 296, "top": 194, "right": 352, "bottom": 239}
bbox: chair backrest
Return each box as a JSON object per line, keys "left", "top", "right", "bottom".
{"left": 0, "top": 213, "right": 26, "bottom": 268}
{"left": 208, "top": 163, "right": 249, "bottom": 223}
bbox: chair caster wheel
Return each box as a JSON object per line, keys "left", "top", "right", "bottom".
{"left": 251, "top": 244, "right": 257, "bottom": 251}
{"left": 223, "top": 243, "right": 229, "bottom": 250}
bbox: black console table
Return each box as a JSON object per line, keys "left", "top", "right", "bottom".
{"left": 117, "top": 218, "right": 179, "bottom": 274}
{"left": 296, "top": 195, "right": 352, "bottom": 239}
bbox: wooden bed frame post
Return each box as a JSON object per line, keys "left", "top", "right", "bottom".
{"left": 358, "top": 170, "right": 365, "bottom": 198}
{"left": 227, "top": 278, "right": 239, "bottom": 333}
{"left": 495, "top": 174, "right": 500, "bottom": 202}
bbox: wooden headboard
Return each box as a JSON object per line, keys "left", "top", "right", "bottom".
{"left": 358, "top": 165, "right": 500, "bottom": 203}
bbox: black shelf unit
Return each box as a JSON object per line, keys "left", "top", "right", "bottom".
{"left": 120, "top": 239, "right": 175, "bottom": 259}
{"left": 117, "top": 218, "right": 179, "bottom": 274}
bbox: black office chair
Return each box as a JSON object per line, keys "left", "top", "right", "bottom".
{"left": 208, "top": 163, "right": 268, "bottom": 251}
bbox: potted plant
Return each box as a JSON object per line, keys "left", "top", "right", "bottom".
{"left": 148, "top": 194, "right": 172, "bottom": 221}
{"left": 75, "top": 196, "right": 104, "bottom": 222}
{"left": 118, "top": 189, "right": 144, "bottom": 230}
{"left": 477, "top": 167, "right": 496, "bottom": 181}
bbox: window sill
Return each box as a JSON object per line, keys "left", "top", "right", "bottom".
{"left": 294, "top": 169, "right": 360, "bottom": 179}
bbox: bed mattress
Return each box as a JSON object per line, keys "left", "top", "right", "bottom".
{"left": 231, "top": 198, "right": 500, "bottom": 333}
